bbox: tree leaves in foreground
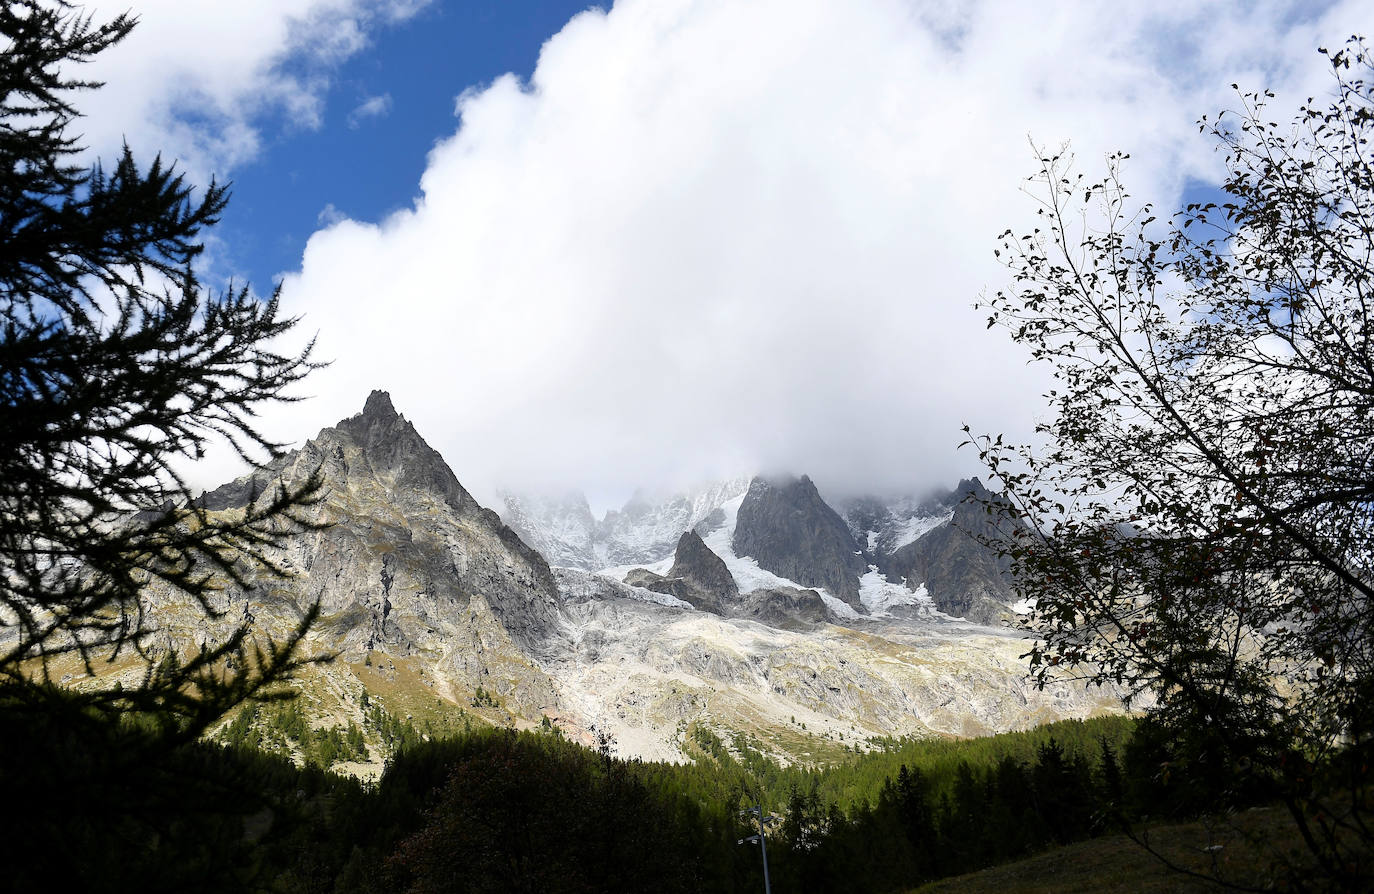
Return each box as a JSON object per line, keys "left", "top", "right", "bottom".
{"left": 972, "top": 37, "right": 1374, "bottom": 891}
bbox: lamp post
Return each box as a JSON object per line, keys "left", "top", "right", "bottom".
{"left": 737, "top": 804, "right": 776, "bottom": 894}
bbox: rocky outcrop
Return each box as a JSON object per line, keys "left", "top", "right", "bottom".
{"left": 734, "top": 587, "right": 830, "bottom": 630}
{"left": 622, "top": 568, "right": 666, "bottom": 590}
{"left": 621, "top": 530, "right": 738, "bottom": 614}
{"left": 665, "top": 530, "right": 738, "bottom": 605}
{"left": 192, "top": 391, "right": 562, "bottom": 662}
{"left": 732, "top": 475, "right": 867, "bottom": 608}
{"left": 881, "top": 478, "right": 1019, "bottom": 624}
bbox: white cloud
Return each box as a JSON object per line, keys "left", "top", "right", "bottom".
{"left": 347, "top": 92, "right": 393, "bottom": 128}
{"left": 70, "top": 0, "right": 428, "bottom": 180}
{"left": 223, "top": 0, "right": 1373, "bottom": 506}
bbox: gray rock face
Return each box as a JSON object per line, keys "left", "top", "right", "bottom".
{"left": 840, "top": 496, "right": 892, "bottom": 561}
{"left": 880, "top": 478, "right": 1019, "bottom": 624}
{"left": 195, "top": 391, "right": 562, "bottom": 659}
{"left": 621, "top": 530, "right": 738, "bottom": 614}
{"left": 666, "top": 530, "right": 738, "bottom": 605}
{"left": 734, "top": 586, "right": 830, "bottom": 630}
{"left": 732, "top": 475, "right": 867, "bottom": 607}
{"left": 838, "top": 491, "right": 957, "bottom": 557}
{"left": 621, "top": 568, "right": 664, "bottom": 590}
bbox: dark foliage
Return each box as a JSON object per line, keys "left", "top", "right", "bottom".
{"left": 35, "top": 695, "right": 1330, "bottom": 894}
{"left": 970, "top": 37, "right": 1374, "bottom": 890}
{"left": 106, "top": 714, "right": 1133, "bottom": 894}
{"left": 0, "top": 686, "right": 365, "bottom": 894}
{"left": 0, "top": 2, "right": 327, "bottom": 886}
{"left": 0, "top": 0, "right": 324, "bottom": 732}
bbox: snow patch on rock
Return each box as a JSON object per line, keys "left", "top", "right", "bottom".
{"left": 818, "top": 590, "right": 865, "bottom": 620}
{"left": 859, "top": 567, "right": 936, "bottom": 616}
{"left": 891, "top": 510, "right": 955, "bottom": 551}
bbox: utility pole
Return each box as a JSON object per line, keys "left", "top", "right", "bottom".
{"left": 737, "top": 804, "right": 776, "bottom": 894}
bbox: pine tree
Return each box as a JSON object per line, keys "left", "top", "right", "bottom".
{"left": 0, "top": 0, "right": 323, "bottom": 732}
{"left": 0, "top": 3, "right": 324, "bottom": 887}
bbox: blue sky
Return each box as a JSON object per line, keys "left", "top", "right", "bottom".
{"left": 218, "top": 2, "right": 594, "bottom": 289}
{"left": 70, "top": 0, "right": 1374, "bottom": 507}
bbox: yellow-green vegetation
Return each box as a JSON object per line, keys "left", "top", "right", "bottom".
{"left": 676, "top": 714, "right": 1135, "bottom": 816}
{"left": 751, "top": 717, "right": 856, "bottom": 766}
{"left": 210, "top": 652, "right": 500, "bottom": 772}
{"left": 350, "top": 652, "right": 504, "bottom": 729}
{"left": 220, "top": 699, "right": 369, "bottom": 767}
{"left": 821, "top": 714, "right": 1134, "bottom": 809}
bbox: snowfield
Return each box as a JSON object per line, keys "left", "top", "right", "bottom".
{"left": 859, "top": 568, "right": 938, "bottom": 617}
{"left": 890, "top": 509, "right": 955, "bottom": 551}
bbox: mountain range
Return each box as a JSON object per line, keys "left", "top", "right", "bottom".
{"left": 125, "top": 392, "right": 1121, "bottom": 772}
{"left": 503, "top": 466, "right": 1020, "bottom": 625}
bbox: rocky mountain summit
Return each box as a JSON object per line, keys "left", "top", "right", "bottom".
{"left": 829, "top": 480, "right": 1023, "bottom": 624}
{"left": 877, "top": 478, "right": 1022, "bottom": 624}
{"left": 731, "top": 475, "right": 869, "bottom": 609}
{"left": 129, "top": 393, "right": 1117, "bottom": 771}
{"left": 195, "top": 390, "right": 562, "bottom": 654}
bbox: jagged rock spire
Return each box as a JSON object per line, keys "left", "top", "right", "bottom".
{"left": 362, "top": 389, "right": 398, "bottom": 419}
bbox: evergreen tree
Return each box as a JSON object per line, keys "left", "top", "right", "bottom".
{"left": 0, "top": 2, "right": 323, "bottom": 887}
{"left": 0, "top": 0, "right": 323, "bottom": 732}
{"left": 1094, "top": 734, "right": 1126, "bottom": 830}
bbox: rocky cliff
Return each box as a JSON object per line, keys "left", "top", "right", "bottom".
{"left": 879, "top": 478, "right": 1020, "bottom": 624}
{"left": 186, "top": 391, "right": 563, "bottom": 701}
{"left": 732, "top": 475, "right": 867, "bottom": 608}
{"left": 624, "top": 530, "right": 739, "bottom": 614}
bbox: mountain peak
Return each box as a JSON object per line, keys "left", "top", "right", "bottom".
{"left": 753, "top": 472, "right": 805, "bottom": 490}
{"left": 735, "top": 472, "right": 866, "bottom": 606}
{"left": 668, "top": 529, "right": 738, "bottom": 601}
{"left": 362, "top": 389, "right": 397, "bottom": 420}
{"left": 330, "top": 390, "right": 489, "bottom": 523}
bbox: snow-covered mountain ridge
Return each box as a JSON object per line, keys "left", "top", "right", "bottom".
{"left": 502, "top": 472, "right": 1019, "bottom": 625}
{"left": 500, "top": 477, "right": 751, "bottom": 573}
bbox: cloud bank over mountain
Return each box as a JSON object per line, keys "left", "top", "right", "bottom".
{"left": 121, "top": 0, "right": 1368, "bottom": 506}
